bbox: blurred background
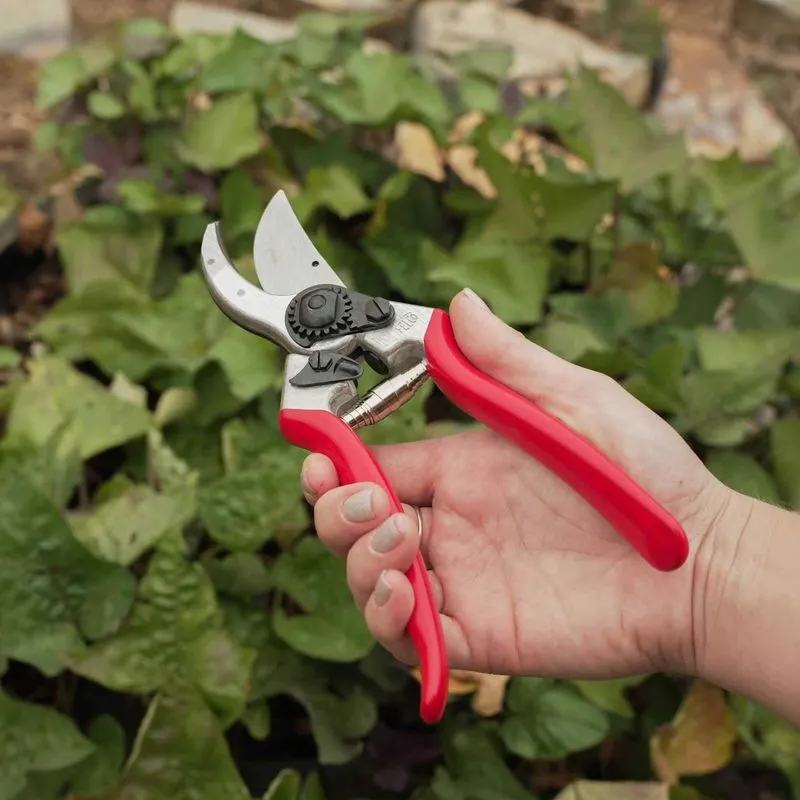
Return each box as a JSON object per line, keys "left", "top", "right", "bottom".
{"left": 1, "top": 1, "right": 800, "bottom": 799}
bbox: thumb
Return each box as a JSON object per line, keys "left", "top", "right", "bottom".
{"left": 448, "top": 288, "right": 596, "bottom": 407}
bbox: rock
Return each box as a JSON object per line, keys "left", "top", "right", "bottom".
{"left": 171, "top": 1, "right": 393, "bottom": 49}
{"left": 0, "top": 0, "right": 71, "bottom": 58}
{"left": 654, "top": 28, "right": 794, "bottom": 160}
{"left": 171, "top": 1, "right": 298, "bottom": 42}
{"left": 411, "top": 0, "right": 653, "bottom": 107}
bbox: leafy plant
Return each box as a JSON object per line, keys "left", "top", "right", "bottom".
{"left": 2, "top": 9, "right": 800, "bottom": 799}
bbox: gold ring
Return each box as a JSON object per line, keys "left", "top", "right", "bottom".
{"left": 413, "top": 505, "right": 423, "bottom": 540}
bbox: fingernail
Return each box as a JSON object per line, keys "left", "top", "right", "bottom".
{"left": 462, "top": 287, "right": 490, "bottom": 311}
{"left": 374, "top": 571, "right": 392, "bottom": 606}
{"left": 370, "top": 516, "right": 404, "bottom": 554}
{"left": 342, "top": 488, "right": 375, "bottom": 522}
{"left": 300, "top": 456, "right": 316, "bottom": 499}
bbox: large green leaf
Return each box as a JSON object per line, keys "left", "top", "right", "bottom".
{"left": 569, "top": 67, "right": 688, "bottom": 193}
{"left": 177, "top": 92, "right": 264, "bottom": 171}
{"left": 0, "top": 461, "right": 134, "bottom": 675}
{"left": 317, "top": 51, "right": 451, "bottom": 134}
{"left": 56, "top": 214, "right": 164, "bottom": 300}
{"left": 0, "top": 689, "right": 95, "bottom": 800}
{"left": 724, "top": 171, "right": 800, "bottom": 291}
{"left": 430, "top": 727, "right": 535, "bottom": 800}
{"left": 4, "top": 355, "right": 152, "bottom": 460}
{"left": 199, "top": 450, "right": 306, "bottom": 551}
{"left": 694, "top": 327, "right": 800, "bottom": 373}
{"left": 70, "top": 715, "right": 127, "bottom": 797}
{"left": 102, "top": 688, "right": 251, "bottom": 800}
{"left": 69, "top": 533, "right": 255, "bottom": 726}
{"left": 500, "top": 677, "right": 611, "bottom": 759}
{"left": 223, "top": 602, "right": 377, "bottom": 765}
{"left": 271, "top": 536, "right": 374, "bottom": 662}
{"left": 770, "top": 419, "right": 800, "bottom": 508}
{"left": 430, "top": 220, "right": 551, "bottom": 325}
{"left": 705, "top": 451, "right": 781, "bottom": 504}
{"left": 71, "top": 482, "right": 197, "bottom": 566}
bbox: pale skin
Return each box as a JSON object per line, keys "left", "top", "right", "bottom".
{"left": 301, "top": 288, "right": 800, "bottom": 728}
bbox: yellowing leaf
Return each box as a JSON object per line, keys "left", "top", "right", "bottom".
{"left": 410, "top": 668, "right": 510, "bottom": 716}
{"left": 555, "top": 780, "right": 670, "bottom": 800}
{"left": 650, "top": 680, "right": 737, "bottom": 784}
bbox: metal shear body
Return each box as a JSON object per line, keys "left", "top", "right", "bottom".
{"left": 200, "top": 191, "right": 689, "bottom": 725}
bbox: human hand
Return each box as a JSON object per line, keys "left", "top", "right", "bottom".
{"left": 300, "top": 289, "right": 734, "bottom": 681}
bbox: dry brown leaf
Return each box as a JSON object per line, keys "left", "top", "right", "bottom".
{"left": 395, "top": 122, "right": 445, "bottom": 181}
{"left": 410, "top": 668, "right": 510, "bottom": 716}
{"left": 650, "top": 679, "right": 737, "bottom": 784}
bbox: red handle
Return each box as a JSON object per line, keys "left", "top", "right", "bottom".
{"left": 423, "top": 309, "right": 689, "bottom": 571}
{"left": 279, "top": 407, "right": 448, "bottom": 723}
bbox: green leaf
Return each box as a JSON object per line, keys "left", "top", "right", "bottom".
{"left": 318, "top": 51, "right": 451, "bottom": 134}
{"left": 264, "top": 769, "right": 302, "bottom": 800}
{"left": 500, "top": 677, "right": 611, "bottom": 759}
{"left": 574, "top": 676, "right": 649, "bottom": 718}
{"left": 770, "top": 419, "right": 800, "bottom": 508}
{"left": 69, "top": 533, "right": 255, "bottom": 726}
{"left": 202, "top": 551, "right": 271, "bottom": 600}
{"left": 199, "top": 450, "right": 306, "bottom": 551}
{"left": 5, "top": 355, "right": 152, "bottom": 460}
{"left": 0, "top": 688, "right": 95, "bottom": 800}
{"left": 87, "top": 90, "right": 126, "bottom": 119}
{"left": 70, "top": 715, "right": 126, "bottom": 797}
{"left": 570, "top": 67, "right": 687, "bottom": 192}
{"left": 272, "top": 536, "right": 374, "bottom": 661}
{"left": 532, "top": 174, "right": 617, "bottom": 241}
{"left": 0, "top": 423, "right": 83, "bottom": 508}
{"left": 241, "top": 701, "right": 271, "bottom": 741}
{"left": 56, "top": 211, "right": 163, "bottom": 299}
{"left": 293, "top": 165, "right": 373, "bottom": 223}
{"left": 224, "top": 603, "right": 377, "bottom": 765}
{"left": 207, "top": 323, "right": 283, "bottom": 402}
{"left": 732, "top": 696, "right": 800, "bottom": 797}
{"left": 694, "top": 327, "right": 800, "bottom": 373}
{"left": 36, "top": 38, "right": 117, "bottom": 109}
{"left": 219, "top": 168, "right": 264, "bottom": 240}
{"left": 430, "top": 220, "right": 551, "bottom": 325}
{"left": 116, "top": 179, "right": 206, "bottom": 216}
{"left": 724, "top": 171, "right": 800, "bottom": 291}
{"left": 597, "top": 243, "right": 678, "bottom": 326}
{"left": 0, "top": 461, "right": 134, "bottom": 675}
{"left": 199, "top": 28, "right": 279, "bottom": 93}
{"left": 436, "top": 727, "right": 536, "bottom": 800}
{"left": 452, "top": 46, "right": 513, "bottom": 81}
{"left": 110, "top": 688, "right": 251, "bottom": 799}
{"left": 675, "top": 366, "right": 779, "bottom": 446}
{"left": 459, "top": 76, "right": 502, "bottom": 114}
{"left": 705, "top": 451, "right": 781, "bottom": 503}
{"left": 177, "top": 92, "right": 264, "bottom": 172}
{"left": 71, "top": 483, "right": 197, "bottom": 566}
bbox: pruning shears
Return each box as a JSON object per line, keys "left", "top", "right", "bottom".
{"left": 199, "top": 190, "right": 689, "bottom": 725}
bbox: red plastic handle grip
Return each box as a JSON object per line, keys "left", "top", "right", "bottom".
{"left": 279, "top": 408, "right": 449, "bottom": 723}
{"left": 423, "top": 309, "right": 689, "bottom": 571}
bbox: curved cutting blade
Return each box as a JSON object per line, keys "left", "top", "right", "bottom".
{"left": 253, "top": 190, "right": 345, "bottom": 296}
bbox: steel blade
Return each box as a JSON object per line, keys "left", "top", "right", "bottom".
{"left": 253, "top": 190, "right": 345, "bottom": 296}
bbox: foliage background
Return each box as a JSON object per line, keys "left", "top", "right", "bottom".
{"left": 1, "top": 10, "right": 800, "bottom": 800}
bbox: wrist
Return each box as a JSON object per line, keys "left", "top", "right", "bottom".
{"left": 691, "top": 485, "right": 800, "bottom": 720}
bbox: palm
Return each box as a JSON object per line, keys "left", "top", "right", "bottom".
{"left": 416, "top": 422, "right": 713, "bottom": 679}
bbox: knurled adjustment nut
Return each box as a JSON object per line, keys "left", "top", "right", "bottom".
{"left": 298, "top": 289, "right": 340, "bottom": 329}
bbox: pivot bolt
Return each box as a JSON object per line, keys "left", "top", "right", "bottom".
{"left": 365, "top": 297, "right": 392, "bottom": 323}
